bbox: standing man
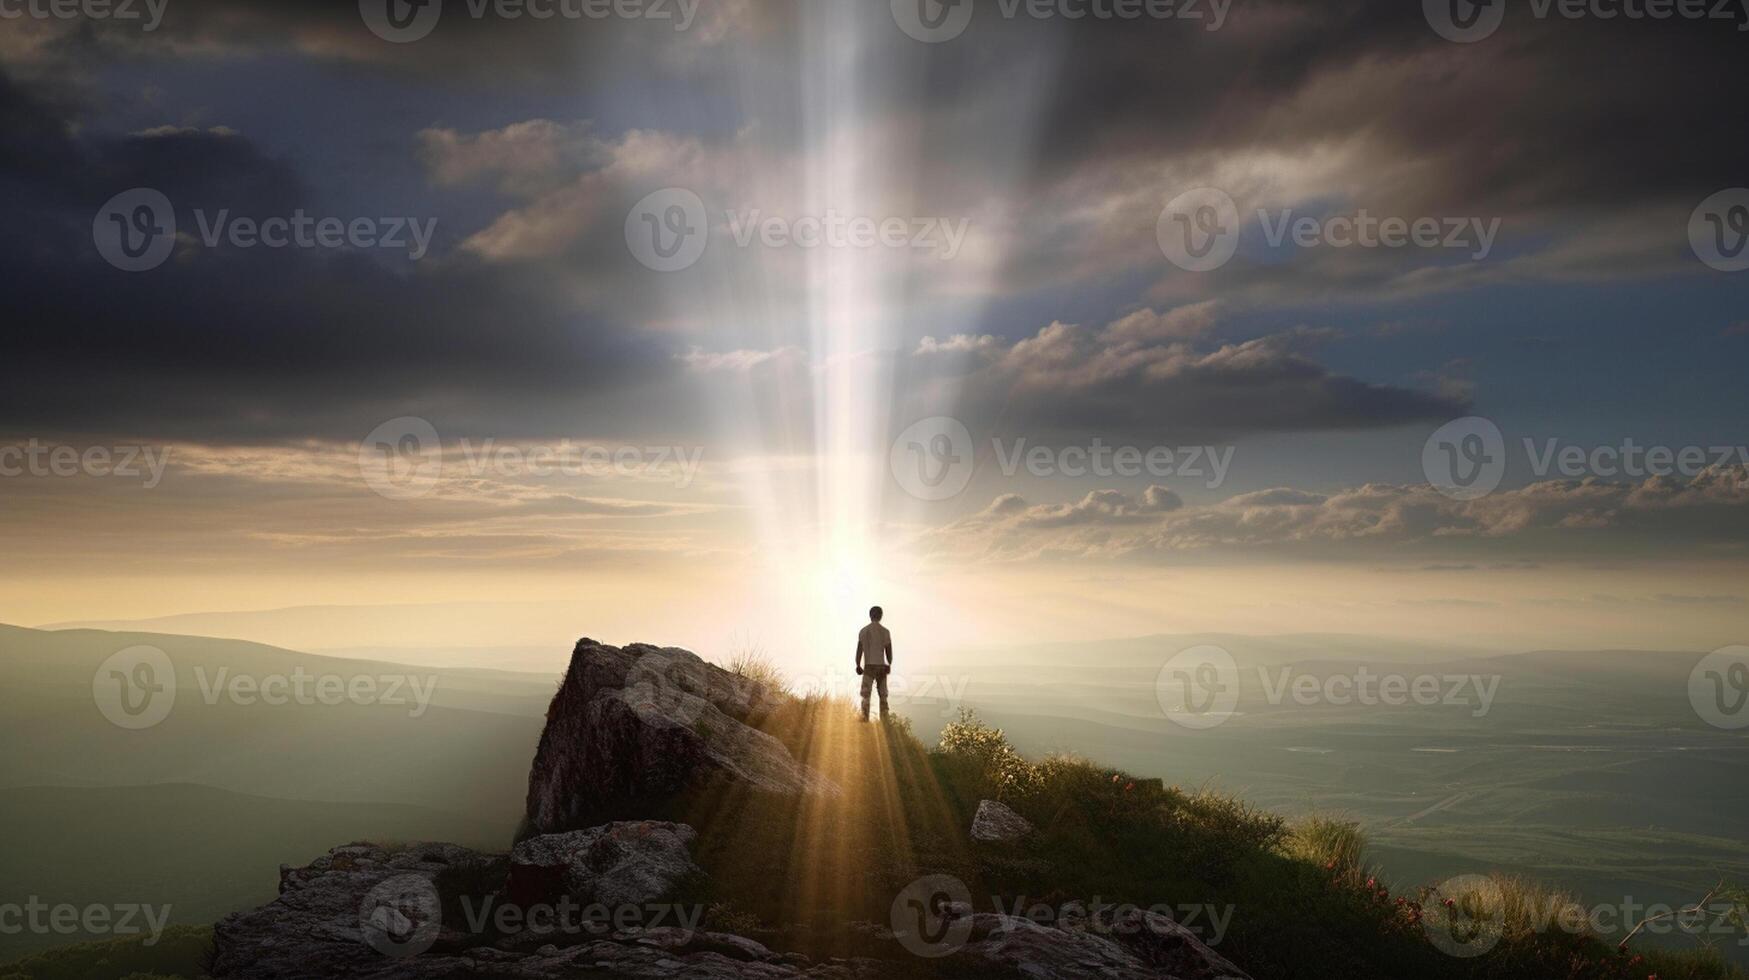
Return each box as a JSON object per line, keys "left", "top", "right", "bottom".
{"left": 856, "top": 605, "right": 893, "bottom": 722}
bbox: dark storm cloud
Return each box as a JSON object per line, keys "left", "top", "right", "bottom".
{"left": 4, "top": 0, "right": 1741, "bottom": 445}
{"left": 0, "top": 71, "right": 678, "bottom": 443}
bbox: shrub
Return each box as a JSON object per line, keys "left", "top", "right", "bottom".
{"left": 726, "top": 640, "right": 788, "bottom": 697}
{"left": 936, "top": 708, "right": 1038, "bottom": 801}
{"left": 1288, "top": 814, "right": 1368, "bottom": 881}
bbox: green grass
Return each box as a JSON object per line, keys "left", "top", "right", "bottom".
{"left": 924, "top": 710, "right": 1748, "bottom": 980}
{"left": 678, "top": 702, "right": 1748, "bottom": 980}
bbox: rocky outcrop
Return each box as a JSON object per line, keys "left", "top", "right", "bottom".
{"left": 507, "top": 820, "right": 700, "bottom": 908}
{"left": 523, "top": 638, "right": 839, "bottom": 835}
{"left": 215, "top": 837, "right": 1255, "bottom": 980}
{"left": 970, "top": 799, "right": 1034, "bottom": 842}
{"left": 212, "top": 837, "right": 880, "bottom": 980}
{"left": 212, "top": 634, "right": 1257, "bottom": 980}
{"left": 941, "top": 908, "right": 1251, "bottom": 980}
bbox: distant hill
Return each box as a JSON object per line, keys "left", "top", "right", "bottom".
{"left": 0, "top": 623, "right": 549, "bottom": 821}
{"left": 0, "top": 783, "right": 505, "bottom": 960}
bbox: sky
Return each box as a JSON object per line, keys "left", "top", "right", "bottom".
{"left": 1, "top": 0, "right": 1746, "bottom": 672}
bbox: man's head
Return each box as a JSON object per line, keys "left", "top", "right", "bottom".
{"left": 869, "top": 606, "right": 883, "bottom": 623}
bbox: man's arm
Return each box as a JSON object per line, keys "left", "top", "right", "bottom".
{"left": 854, "top": 631, "right": 864, "bottom": 673}
{"left": 884, "top": 634, "right": 893, "bottom": 666}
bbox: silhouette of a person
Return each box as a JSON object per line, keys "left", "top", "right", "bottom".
{"left": 856, "top": 605, "right": 893, "bottom": 722}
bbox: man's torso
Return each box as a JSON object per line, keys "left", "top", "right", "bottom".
{"left": 859, "top": 622, "right": 890, "bottom": 671}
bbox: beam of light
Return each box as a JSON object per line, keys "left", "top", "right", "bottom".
{"left": 662, "top": 4, "right": 1065, "bottom": 674}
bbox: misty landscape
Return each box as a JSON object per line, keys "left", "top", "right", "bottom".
{"left": 4, "top": 621, "right": 1745, "bottom": 973}
{"left": 4, "top": 0, "right": 1749, "bottom": 977}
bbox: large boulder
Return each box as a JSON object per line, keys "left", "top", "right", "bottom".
{"left": 523, "top": 638, "right": 839, "bottom": 835}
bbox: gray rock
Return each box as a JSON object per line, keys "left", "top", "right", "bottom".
{"left": 970, "top": 799, "right": 1035, "bottom": 842}
{"left": 507, "top": 821, "right": 700, "bottom": 908}
{"left": 211, "top": 838, "right": 879, "bottom": 980}
{"left": 523, "top": 639, "right": 840, "bottom": 836}
{"left": 1100, "top": 905, "right": 1252, "bottom": 980}
{"left": 943, "top": 909, "right": 1255, "bottom": 980}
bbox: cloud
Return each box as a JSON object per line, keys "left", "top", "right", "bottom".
{"left": 0, "top": 72, "right": 679, "bottom": 444}
{"left": 903, "top": 306, "right": 1465, "bottom": 440}
{"left": 924, "top": 467, "right": 1749, "bottom": 563}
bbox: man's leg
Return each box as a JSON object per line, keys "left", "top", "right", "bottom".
{"left": 859, "top": 671, "right": 874, "bottom": 721}
{"left": 876, "top": 670, "right": 890, "bottom": 720}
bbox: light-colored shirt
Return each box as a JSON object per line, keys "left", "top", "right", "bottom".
{"left": 859, "top": 622, "right": 891, "bottom": 670}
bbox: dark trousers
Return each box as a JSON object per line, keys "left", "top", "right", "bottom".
{"left": 859, "top": 666, "right": 889, "bottom": 719}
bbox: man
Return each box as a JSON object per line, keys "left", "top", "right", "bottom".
{"left": 855, "top": 605, "right": 893, "bottom": 722}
